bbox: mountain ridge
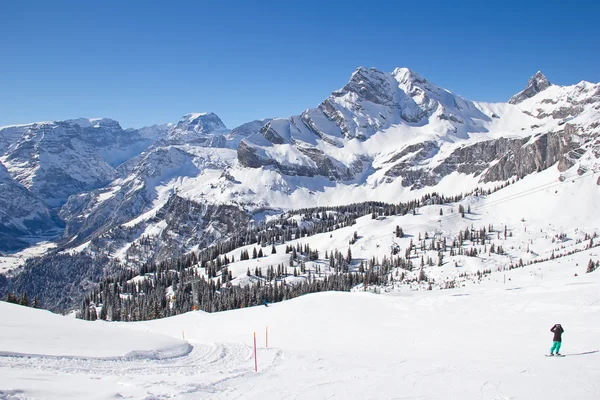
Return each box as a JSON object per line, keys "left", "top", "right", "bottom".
{"left": 1, "top": 67, "right": 599, "bottom": 297}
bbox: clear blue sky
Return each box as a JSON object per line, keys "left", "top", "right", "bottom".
{"left": 1, "top": 0, "right": 598, "bottom": 129}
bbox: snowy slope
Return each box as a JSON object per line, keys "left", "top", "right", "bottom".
{"left": 0, "top": 251, "right": 598, "bottom": 399}
{"left": 0, "top": 301, "right": 190, "bottom": 359}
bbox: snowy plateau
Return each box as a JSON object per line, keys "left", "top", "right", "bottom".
{"left": 0, "top": 67, "right": 600, "bottom": 399}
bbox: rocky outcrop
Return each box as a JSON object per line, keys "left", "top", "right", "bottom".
{"left": 384, "top": 127, "right": 578, "bottom": 189}
{"left": 384, "top": 141, "right": 441, "bottom": 188}
{"left": 483, "top": 129, "right": 575, "bottom": 181}
{"left": 509, "top": 71, "right": 551, "bottom": 104}
{"left": 261, "top": 123, "right": 287, "bottom": 145}
{"left": 237, "top": 140, "right": 274, "bottom": 169}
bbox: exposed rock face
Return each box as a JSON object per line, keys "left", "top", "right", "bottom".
{"left": 509, "top": 71, "right": 551, "bottom": 104}
{"left": 384, "top": 141, "right": 441, "bottom": 188}
{"left": 333, "top": 67, "right": 396, "bottom": 106}
{"left": 483, "top": 130, "right": 575, "bottom": 181}
{"left": 383, "top": 126, "right": 578, "bottom": 189}
{"left": 237, "top": 140, "right": 274, "bottom": 169}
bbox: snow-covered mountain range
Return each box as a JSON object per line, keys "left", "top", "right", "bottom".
{"left": 1, "top": 67, "right": 599, "bottom": 299}
{"left": 0, "top": 119, "right": 170, "bottom": 249}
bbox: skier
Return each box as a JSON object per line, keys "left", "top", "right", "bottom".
{"left": 549, "top": 323, "right": 564, "bottom": 356}
{"left": 263, "top": 299, "right": 269, "bottom": 307}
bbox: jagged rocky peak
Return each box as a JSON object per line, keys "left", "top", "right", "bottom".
{"left": 509, "top": 71, "right": 551, "bottom": 104}
{"left": 172, "top": 112, "right": 227, "bottom": 135}
{"left": 332, "top": 66, "right": 395, "bottom": 105}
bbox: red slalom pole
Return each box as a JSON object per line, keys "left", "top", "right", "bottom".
{"left": 254, "top": 332, "right": 258, "bottom": 372}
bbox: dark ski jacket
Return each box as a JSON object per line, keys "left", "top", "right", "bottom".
{"left": 551, "top": 324, "right": 564, "bottom": 342}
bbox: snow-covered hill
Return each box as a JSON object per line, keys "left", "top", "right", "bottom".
{"left": 1, "top": 247, "right": 599, "bottom": 399}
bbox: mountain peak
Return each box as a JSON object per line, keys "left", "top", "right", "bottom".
{"left": 392, "top": 67, "right": 427, "bottom": 86}
{"left": 64, "top": 117, "right": 122, "bottom": 130}
{"left": 173, "top": 112, "right": 227, "bottom": 135}
{"left": 509, "top": 71, "right": 551, "bottom": 104}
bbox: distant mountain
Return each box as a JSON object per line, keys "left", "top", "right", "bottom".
{"left": 1, "top": 67, "right": 599, "bottom": 309}
{"left": 0, "top": 161, "right": 57, "bottom": 251}
{"left": 47, "top": 67, "right": 599, "bottom": 269}
{"left": 0, "top": 118, "right": 170, "bottom": 249}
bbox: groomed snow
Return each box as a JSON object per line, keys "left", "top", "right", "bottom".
{"left": 0, "top": 301, "right": 190, "bottom": 359}
{"left": 1, "top": 251, "right": 599, "bottom": 399}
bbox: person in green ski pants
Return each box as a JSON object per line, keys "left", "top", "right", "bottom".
{"left": 549, "top": 324, "right": 564, "bottom": 356}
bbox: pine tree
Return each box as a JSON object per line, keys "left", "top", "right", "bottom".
{"left": 20, "top": 292, "right": 29, "bottom": 307}
{"left": 395, "top": 225, "right": 404, "bottom": 238}
{"left": 586, "top": 259, "right": 596, "bottom": 273}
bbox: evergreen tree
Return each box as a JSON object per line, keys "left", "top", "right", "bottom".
{"left": 20, "top": 292, "right": 29, "bottom": 307}
{"left": 586, "top": 259, "right": 597, "bottom": 273}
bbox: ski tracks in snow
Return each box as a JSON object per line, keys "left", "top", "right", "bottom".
{"left": 0, "top": 342, "right": 281, "bottom": 398}
{"left": 480, "top": 381, "right": 509, "bottom": 400}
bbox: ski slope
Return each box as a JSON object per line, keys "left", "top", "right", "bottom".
{"left": 1, "top": 250, "right": 599, "bottom": 399}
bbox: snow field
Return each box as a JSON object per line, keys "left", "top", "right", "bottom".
{"left": 1, "top": 239, "right": 599, "bottom": 398}
{"left": 0, "top": 301, "right": 190, "bottom": 359}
